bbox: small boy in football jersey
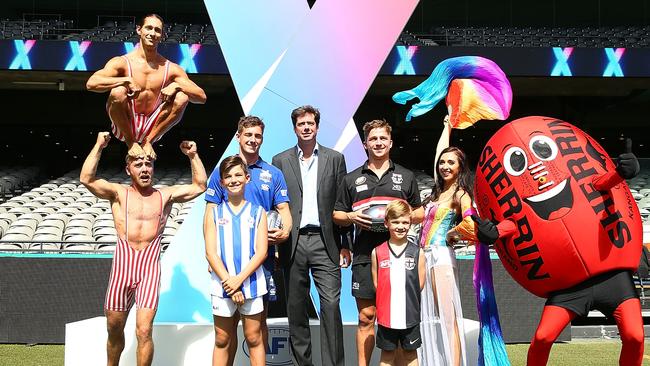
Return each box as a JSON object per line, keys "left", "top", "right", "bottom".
{"left": 371, "top": 200, "right": 425, "bottom": 366}
{"left": 204, "top": 155, "right": 268, "bottom": 366}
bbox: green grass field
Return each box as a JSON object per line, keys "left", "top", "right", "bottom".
{"left": 0, "top": 344, "right": 63, "bottom": 366}
{"left": 1, "top": 341, "right": 649, "bottom": 365}
{"left": 506, "top": 340, "right": 650, "bottom": 365}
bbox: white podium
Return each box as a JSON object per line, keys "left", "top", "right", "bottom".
{"left": 65, "top": 316, "right": 479, "bottom": 365}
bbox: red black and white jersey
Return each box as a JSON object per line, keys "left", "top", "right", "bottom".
{"left": 375, "top": 241, "right": 421, "bottom": 329}
{"left": 334, "top": 160, "right": 421, "bottom": 265}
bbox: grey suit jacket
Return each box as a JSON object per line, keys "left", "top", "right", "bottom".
{"left": 272, "top": 144, "right": 348, "bottom": 265}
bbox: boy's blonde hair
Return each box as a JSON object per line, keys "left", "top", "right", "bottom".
{"left": 384, "top": 200, "right": 412, "bottom": 222}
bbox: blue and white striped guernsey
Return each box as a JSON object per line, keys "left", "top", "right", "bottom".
{"left": 211, "top": 201, "right": 267, "bottom": 299}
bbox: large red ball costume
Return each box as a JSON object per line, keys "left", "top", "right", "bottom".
{"left": 474, "top": 116, "right": 644, "bottom": 365}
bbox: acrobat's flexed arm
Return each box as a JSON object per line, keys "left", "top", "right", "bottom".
{"left": 471, "top": 214, "right": 517, "bottom": 244}
{"left": 86, "top": 56, "right": 141, "bottom": 95}
{"left": 164, "top": 141, "right": 208, "bottom": 204}
{"left": 592, "top": 138, "right": 640, "bottom": 191}
{"left": 80, "top": 132, "right": 122, "bottom": 201}
{"left": 162, "top": 63, "right": 207, "bottom": 104}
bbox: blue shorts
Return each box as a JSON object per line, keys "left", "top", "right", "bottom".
{"left": 262, "top": 267, "right": 277, "bottom": 302}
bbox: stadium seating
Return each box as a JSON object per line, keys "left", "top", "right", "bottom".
{"left": 0, "top": 18, "right": 218, "bottom": 44}
{"left": 1, "top": 160, "right": 648, "bottom": 256}
{"left": 0, "top": 18, "right": 75, "bottom": 41}
{"left": 0, "top": 167, "right": 195, "bottom": 254}
{"left": 4, "top": 17, "right": 650, "bottom": 47}
{"left": 398, "top": 26, "right": 650, "bottom": 48}
{"left": 0, "top": 167, "right": 41, "bottom": 199}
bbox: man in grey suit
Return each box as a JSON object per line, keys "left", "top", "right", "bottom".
{"left": 272, "top": 105, "right": 351, "bottom": 366}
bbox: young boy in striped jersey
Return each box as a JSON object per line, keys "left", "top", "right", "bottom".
{"left": 371, "top": 200, "right": 425, "bottom": 366}
{"left": 204, "top": 155, "right": 268, "bottom": 366}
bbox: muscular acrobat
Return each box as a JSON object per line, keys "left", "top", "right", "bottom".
{"left": 87, "top": 13, "right": 206, "bottom": 160}
{"left": 80, "top": 131, "right": 207, "bottom": 366}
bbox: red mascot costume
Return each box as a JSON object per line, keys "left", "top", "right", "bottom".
{"left": 472, "top": 116, "right": 644, "bottom": 365}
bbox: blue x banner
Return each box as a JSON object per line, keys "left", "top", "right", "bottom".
{"left": 394, "top": 45, "right": 418, "bottom": 75}
{"left": 551, "top": 47, "right": 573, "bottom": 76}
{"left": 64, "top": 41, "right": 91, "bottom": 71}
{"left": 603, "top": 48, "right": 625, "bottom": 77}
{"left": 9, "top": 40, "right": 36, "bottom": 70}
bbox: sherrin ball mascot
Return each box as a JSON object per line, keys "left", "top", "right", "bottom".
{"left": 472, "top": 116, "right": 644, "bottom": 366}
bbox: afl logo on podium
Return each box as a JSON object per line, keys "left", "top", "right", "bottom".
{"left": 242, "top": 326, "right": 292, "bottom": 365}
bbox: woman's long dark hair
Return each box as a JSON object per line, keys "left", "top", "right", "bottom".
{"left": 424, "top": 146, "right": 474, "bottom": 206}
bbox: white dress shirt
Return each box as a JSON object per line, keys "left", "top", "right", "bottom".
{"left": 297, "top": 144, "right": 320, "bottom": 228}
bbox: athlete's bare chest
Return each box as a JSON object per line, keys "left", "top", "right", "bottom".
{"left": 127, "top": 59, "right": 168, "bottom": 90}
{"left": 126, "top": 194, "right": 164, "bottom": 221}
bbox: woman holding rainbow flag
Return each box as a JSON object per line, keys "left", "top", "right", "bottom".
{"left": 393, "top": 56, "right": 512, "bottom": 366}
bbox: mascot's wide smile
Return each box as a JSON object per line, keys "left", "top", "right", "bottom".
{"left": 475, "top": 115, "right": 642, "bottom": 298}
{"left": 523, "top": 178, "right": 574, "bottom": 220}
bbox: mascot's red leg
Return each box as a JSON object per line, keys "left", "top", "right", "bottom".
{"left": 527, "top": 305, "right": 576, "bottom": 366}
{"left": 612, "top": 298, "right": 644, "bottom": 366}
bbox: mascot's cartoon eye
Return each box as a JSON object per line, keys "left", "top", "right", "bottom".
{"left": 503, "top": 146, "right": 528, "bottom": 176}
{"left": 529, "top": 136, "right": 558, "bottom": 161}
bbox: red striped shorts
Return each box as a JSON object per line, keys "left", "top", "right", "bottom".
{"left": 108, "top": 101, "right": 169, "bottom": 144}
{"left": 104, "top": 236, "right": 162, "bottom": 312}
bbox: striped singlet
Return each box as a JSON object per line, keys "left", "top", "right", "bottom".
{"left": 211, "top": 201, "right": 267, "bottom": 299}
{"left": 104, "top": 188, "right": 165, "bottom": 311}
{"left": 109, "top": 56, "right": 173, "bottom": 144}
{"left": 375, "top": 241, "right": 421, "bottom": 329}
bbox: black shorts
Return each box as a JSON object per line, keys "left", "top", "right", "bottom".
{"left": 376, "top": 324, "right": 421, "bottom": 351}
{"left": 352, "top": 263, "right": 375, "bottom": 299}
{"left": 546, "top": 270, "right": 638, "bottom": 317}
